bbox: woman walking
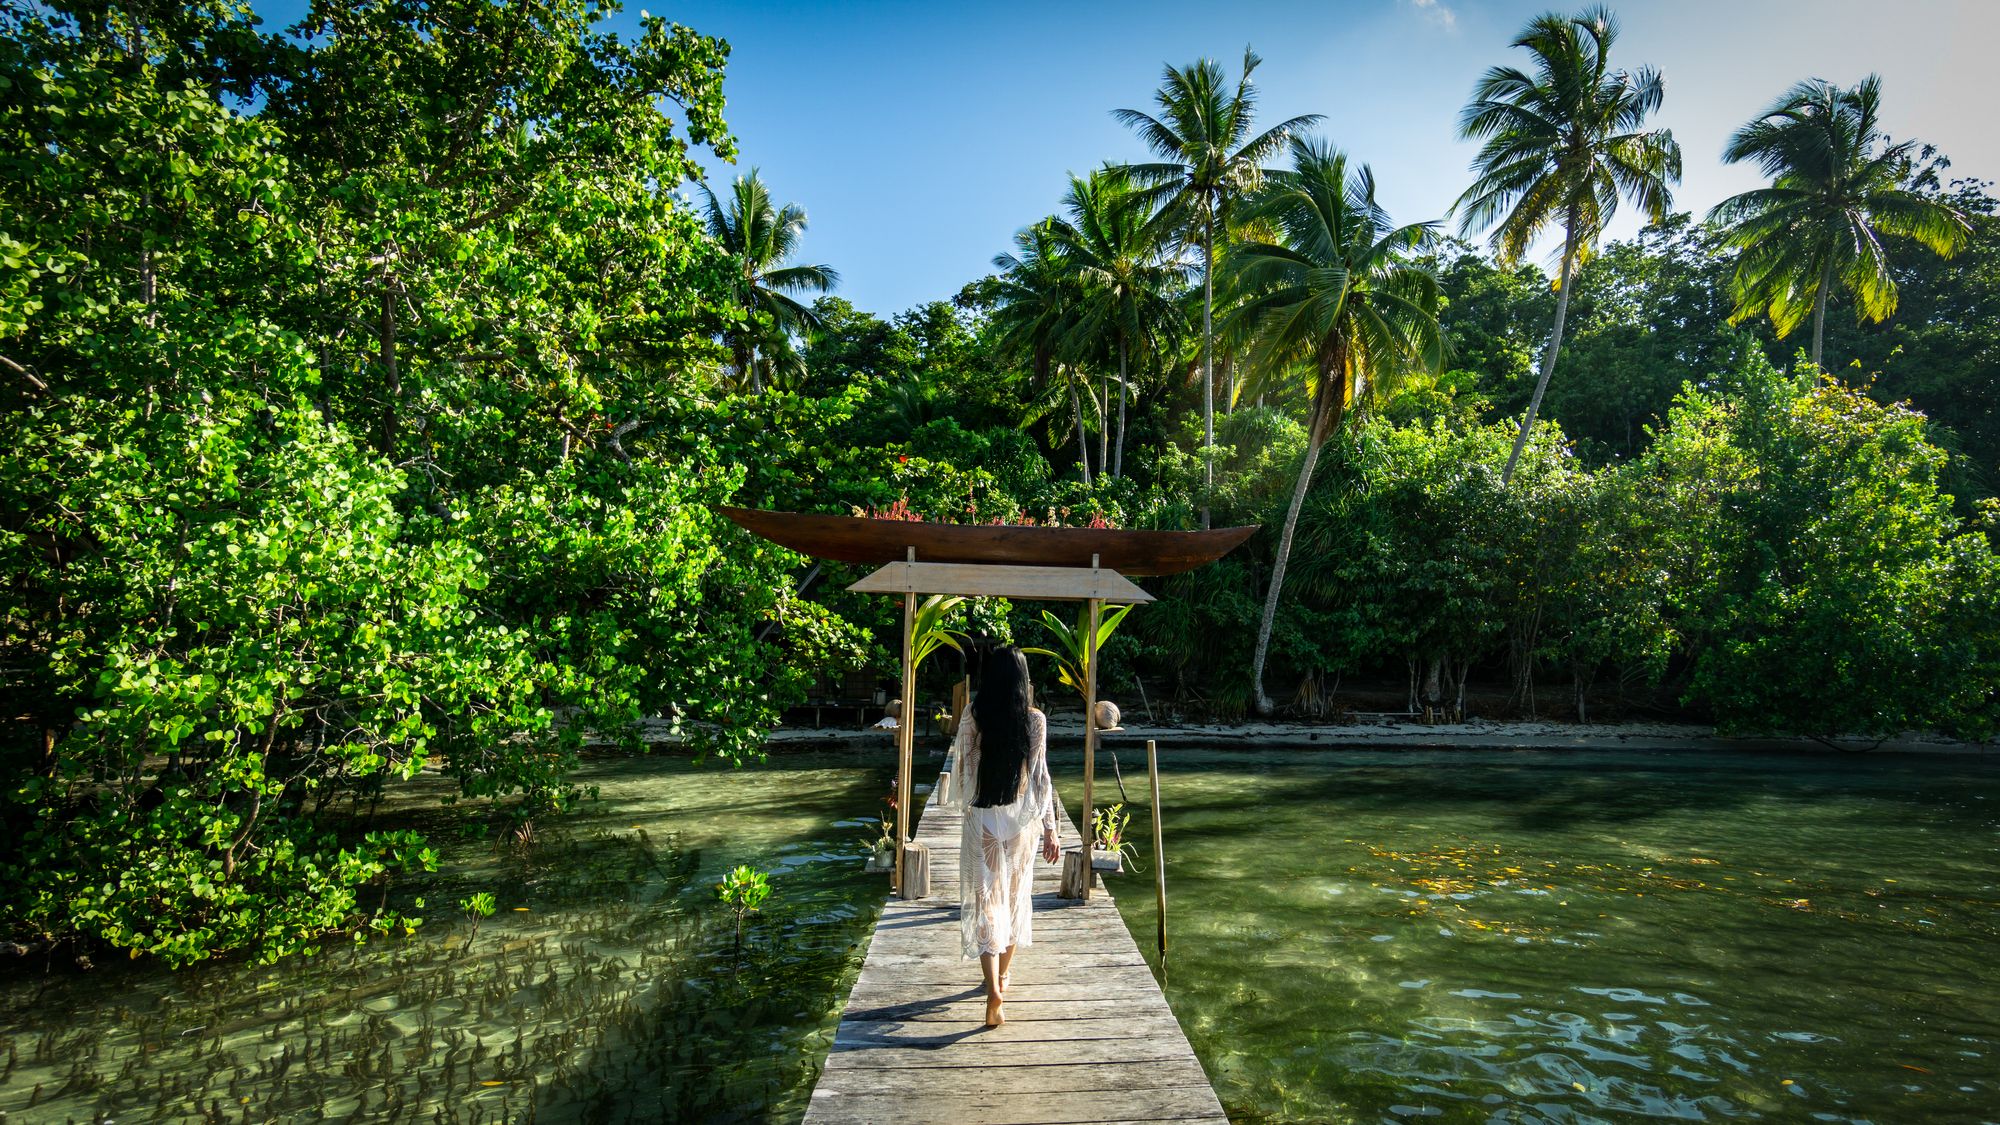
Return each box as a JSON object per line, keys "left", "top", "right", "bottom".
{"left": 942, "top": 645, "right": 1061, "bottom": 1027}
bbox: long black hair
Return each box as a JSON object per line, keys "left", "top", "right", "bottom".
{"left": 971, "top": 644, "right": 1033, "bottom": 808}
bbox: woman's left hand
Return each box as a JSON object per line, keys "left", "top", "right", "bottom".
{"left": 1041, "top": 830, "right": 1059, "bottom": 864}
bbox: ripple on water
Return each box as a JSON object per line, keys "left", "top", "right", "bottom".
{"left": 1071, "top": 746, "right": 2000, "bottom": 1124}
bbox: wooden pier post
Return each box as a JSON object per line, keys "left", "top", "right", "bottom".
{"left": 893, "top": 547, "right": 915, "bottom": 895}
{"left": 1078, "top": 554, "right": 1102, "bottom": 902}
{"left": 1148, "top": 738, "right": 1167, "bottom": 977}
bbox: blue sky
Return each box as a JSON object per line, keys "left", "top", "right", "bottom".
{"left": 255, "top": 0, "right": 1998, "bottom": 316}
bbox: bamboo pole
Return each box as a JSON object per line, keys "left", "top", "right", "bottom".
{"left": 894, "top": 547, "right": 916, "bottom": 895}
{"left": 1147, "top": 738, "right": 1167, "bottom": 979}
{"left": 1080, "top": 553, "right": 1102, "bottom": 903}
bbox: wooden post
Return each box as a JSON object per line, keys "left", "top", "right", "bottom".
{"left": 1147, "top": 738, "right": 1168, "bottom": 979}
{"left": 894, "top": 547, "right": 916, "bottom": 895}
{"left": 898, "top": 841, "right": 930, "bottom": 900}
{"left": 1080, "top": 553, "right": 1102, "bottom": 902}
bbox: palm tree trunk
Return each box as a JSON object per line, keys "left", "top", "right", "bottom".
{"left": 1501, "top": 217, "right": 1579, "bottom": 486}
{"left": 1251, "top": 357, "right": 1343, "bottom": 716}
{"left": 1200, "top": 211, "right": 1215, "bottom": 529}
{"left": 1098, "top": 375, "right": 1110, "bottom": 480}
{"left": 1810, "top": 259, "right": 1834, "bottom": 370}
{"left": 732, "top": 338, "right": 754, "bottom": 394}
{"left": 1067, "top": 370, "right": 1093, "bottom": 485}
{"left": 1114, "top": 338, "right": 1129, "bottom": 479}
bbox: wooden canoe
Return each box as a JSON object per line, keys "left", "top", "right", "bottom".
{"left": 718, "top": 506, "right": 1257, "bottom": 576}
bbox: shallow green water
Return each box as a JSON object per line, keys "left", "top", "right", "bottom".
{"left": 1066, "top": 747, "right": 2000, "bottom": 1125}
{"left": 0, "top": 750, "right": 892, "bottom": 1124}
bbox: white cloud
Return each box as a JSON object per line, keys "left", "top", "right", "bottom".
{"left": 1407, "top": 0, "right": 1458, "bottom": 32}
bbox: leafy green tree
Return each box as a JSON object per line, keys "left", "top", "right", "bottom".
{"left": 1050, "top": 167, "right": 1185, "bottom": 478}
{"left": 987, "top": 221, "right": 1096, "bottom": 482}
{"left": 1642, "top": 352, "right": 2000, "bottom": 738}
{"left": 4, "top": 385, "right": 540, "bottom": 964}
{"left": 1532, "top": 214, "right": 1756, "bottom": 460}
{"left": 700, "top": 170, "right": 841, "bottom": 393}
{"left": 1228, "top": 140, "right": 1444, "bottom": 715}
{"left": 1455, "top": 5, "right": 1681, "bottom": 484}
{"left": 0, "top": 0, "right": 865, "bottom": 964}
{"left": 1838, "top": 178, "right": 2000, "bottom": 499}
{"left": 1710, "top": 75, "right": 1971, "bottom": 371}
{"left": 1116, "top": 47, "right": 1320, "bottom": 526}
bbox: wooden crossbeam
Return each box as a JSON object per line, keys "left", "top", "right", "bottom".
{"left": 847, "top": 561, "right": 1155, "bottom": 603}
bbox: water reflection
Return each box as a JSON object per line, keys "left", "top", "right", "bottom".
{"left": 1065, "top": 747, "right": 2000, "bottom": 1124}
{"left": 0, "top": 751, "right": 890, "bottom": 1123}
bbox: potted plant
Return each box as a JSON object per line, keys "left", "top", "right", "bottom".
{"left": 1091, "top": 803, "right": 1139, "bottom": 874}
{"left": 863, "top": 813, "right": 896, "bottom": 872}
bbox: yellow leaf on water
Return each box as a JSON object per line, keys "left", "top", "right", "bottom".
{"left": 1782, "top": 1079, "right": 1795, "bottom": 1086}
{"left": 481, "top": 1080, "right": 507, "bottom": 1087}
{"left": 1573, "top": 1082, "right": 1586, "bottom": 1092}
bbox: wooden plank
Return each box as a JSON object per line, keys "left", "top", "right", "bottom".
{"left": 805, "top": 1086, "right": 1227, "bottom": 1125}
{"left": 849, "top": 561, "right": 1157, "bottom": 603}
{"left": 811, "top": 1059, "right": 1216, "bottom": 1095}
{"left": 802, "top": 769, "right": 1226, "bottom": 1125}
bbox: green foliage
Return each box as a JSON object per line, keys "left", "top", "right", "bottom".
{"left": 911, "top": 595, "right": 968, "bottom": 671}
{"left": 1711, "top": 76, "right": 1971, "bottom": 365}
{"left": 0, "top": 0, "right": 855, "bottom": 966}
{"left": 714, "top": 864, "right": 772, "bottom": 950}
{"left": 1024, "top": 603, "right": 1136, "bottom": 700}
{"left": 1091, "top": 802, "right": 1141, "bottom": 871}
{"left": 5, "top": 1, "right": 1998, "bottom": 976}
{"left": 1641, "top": 354, "right": 2000, "bottom": 737}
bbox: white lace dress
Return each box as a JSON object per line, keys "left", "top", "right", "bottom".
{"left": 941, "top": 707, "right": 1058, "bottom": 959}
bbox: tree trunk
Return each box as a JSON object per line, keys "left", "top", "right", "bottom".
{"left": 1098, "top": 374, "right": 1109, "bottom": 480}
{"left": 1810, "top": 259, "right": 1834, "bottom": 371}
{"left": 1251, "top": 354, "right": 1343, "bottom": 716}
{"left": 1067, "top": 371, "right": 1093, "bottom": 485}
{"left": 1501, "top": 216, "right": 1579, "bottom": 486}
{"left": 1114, "top": 339, "right": 1129, "bottom": 479}
{"left": 1200, "top": 212, "right": 1215, "bottom": 530}
{"left": 379, "top": 270, "right": 400, "bottom": 456}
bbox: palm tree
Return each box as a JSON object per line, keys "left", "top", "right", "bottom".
{"left": 1229, "top": 140, "right": 1444, "bottom": 716}
{"left": 1455, "top": 6, "right": 1680, "bottom": 484}
{"left": 699, "top": 170, "right": 839, "bottom": 393}
{"left": 990, "top": 221, "right": 1095, "bottom": 483}
{"left": 1710, "top": 76, "right": 1970, "bottom": 370}
{"left": 1050, "top": 167, "right": 1185, "bottom": 478}
{"left": 1116, "top": 48, "right": 1320, "bottom": 525}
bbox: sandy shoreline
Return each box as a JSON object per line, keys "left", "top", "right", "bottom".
{"left": 734, "top": 716, "right": 1999, "bottom": 756}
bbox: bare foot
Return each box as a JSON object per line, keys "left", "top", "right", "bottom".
{"left": 999, "top": 971, "right": 1010, "bottom": 995}
{"left": 985, "top": 993, "right": 1004, "bottom": 1027}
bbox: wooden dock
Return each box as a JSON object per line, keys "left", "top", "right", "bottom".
{"left": 803, "top": 771, "right": 1227, "bottom": 1125}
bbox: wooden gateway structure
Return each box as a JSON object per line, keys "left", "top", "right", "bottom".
{"left": 720, "top": 506, "right": 1255, "bottom": 1123}
{"left": 721, "top": 505, "right": 1254, "bottom": 900}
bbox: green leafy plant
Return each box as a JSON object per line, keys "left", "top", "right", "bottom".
{"left": 912, "top": 594, "right": 968, "bottom": 670}
{"left": 714, "top": 866, "right": 773, "bottom": 950}
{"left": 1025, "top": 603, "right": 1135, "bottom": 701}
{"left": 459, "top": 892, "right": 497, "bottom": 952}
{"left": 1092, "top": 803, "right": 1141, "bottom": 871}
{"left": 861, "top": 814, "right": 895, "bottom": 857}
